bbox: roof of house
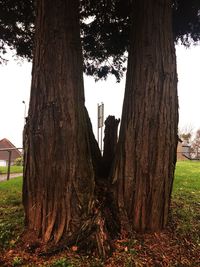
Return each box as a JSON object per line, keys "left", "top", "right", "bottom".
{"left": 0, "top": 138, "right": 22, "bottom": 161}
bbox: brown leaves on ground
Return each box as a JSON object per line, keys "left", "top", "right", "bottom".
{"left": 0, "top": 227, "right": 200, "bottom": 267}
{"left": 106, "top": 230, "right": 200, "bottom": 267}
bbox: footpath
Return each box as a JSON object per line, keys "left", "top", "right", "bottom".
{"left": 0, "top": 173, "right": 23, "bottom": 182}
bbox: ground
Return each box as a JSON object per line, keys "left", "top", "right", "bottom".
{"left": 0, "top": 161, "right": 200, "bottom": 266}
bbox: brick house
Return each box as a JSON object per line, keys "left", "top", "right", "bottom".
{"left": 0, "top": 138, "right": 22, "bottom": 166}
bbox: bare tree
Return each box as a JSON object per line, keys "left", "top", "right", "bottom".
{"left": 178, "top": 125, "right": 194, "bottom": 143}
{"left": 191, "top": 129, "right": 200, "bottom": 159}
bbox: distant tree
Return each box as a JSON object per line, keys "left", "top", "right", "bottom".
{"left": 180, "top": 133, "right": 192, "bottom": 143}
{"left": 191, "top": 129, "right": 200, "bottom": 159}
{"left": 14, "top": 157, "right": 23, "bottom": 166}
{"left": 179, "top": 125, "right": 194, "bottom": 143}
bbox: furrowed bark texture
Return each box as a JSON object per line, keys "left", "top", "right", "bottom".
{"left": 102, "top": 116, "right": 120, "bottom": 178}
{"left": 23, "top": 0, "right": 96, "bottom": 244}
{"left": 111, "top": 0, "right": 178, "bottom": 232}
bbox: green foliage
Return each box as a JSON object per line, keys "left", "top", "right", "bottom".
{"left": 12, "top": 256, "right": 23, "bottom": 266}
{"left": 14, "top": 157, "right": 23, "bottom": 166}
{"left": 49, "top": 258, "right": 74, "bottom": 267}
{"left": 0, "top": 0, "right": 200, "bottom": 80}
{"left": 0, "top": 166, "right": 23, "bottom": 174}
{"left": 180, "top": 133, "right": 192, "bottom": 142}
{"left": 0, "top": 177, "right": 23, "bottom": 249}
{"left": 0, "top": 0, "right": 34, "bottom": 62}
{"left": 0, "top": 222, "right": 13, "bottom": 247}
{"left": 0, "top": 212, "right": 23, "bottom": 248}
{"left": 173, "top": 0, "right": 200, "bottom": 45}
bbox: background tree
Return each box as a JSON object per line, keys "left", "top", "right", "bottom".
{"left": 191, "top": 129, "right": 200, "bottom": 159}
{"left": 178, "top": 125, "right": 194, "bottom": 143}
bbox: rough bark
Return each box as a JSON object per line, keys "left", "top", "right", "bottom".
{"left": 23, "top": 0, "right": 101, "bottom": 248}
{"left": 23, "top": 0, "right": 179, "bottom": 257}
{"left": 102, "top": 116, "right": 120, "bottom": 178}
{"left": 111, "top": 0, "right": 179, "bottom": 232}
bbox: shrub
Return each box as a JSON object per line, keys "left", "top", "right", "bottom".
{"left": 14, "top": 157, "right": 23, "bottom": 166}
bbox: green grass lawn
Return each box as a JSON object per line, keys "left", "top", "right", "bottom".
{"left": 172, "top": 161, "right": 200, "bottom": 242}
{"left": 0, "top": 166, "right": 23, "bottom": 174}
{"left": 0, "top": 177, "right": 24, "bottom": 249}
{"left": 174, "top": 161, "right": 200, "bottom": 196}
{"left": 0, "top": 161, "right": 199, "bottom": 266}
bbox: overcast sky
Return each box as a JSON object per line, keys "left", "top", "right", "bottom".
{"left": 0, "top": 44, "right": 200, "bottom": 147}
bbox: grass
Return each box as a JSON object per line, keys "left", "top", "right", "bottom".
{"left": 172, "top": 161, "right": 200, "bottom": 243}
{"left": 0, "top": 161, "right": 199, "bottom": 266}
{"left": 0, "top": 166, "right": 23, "bottom": 174}
{"left": 174, "top": 161, "right": 200, "bottom": 197}
{"left": 0, "top": 177, "right": 24, "bottom": 249}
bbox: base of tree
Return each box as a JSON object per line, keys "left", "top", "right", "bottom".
{"left": 21, "top": 177, "right": 121, "bottom": 258}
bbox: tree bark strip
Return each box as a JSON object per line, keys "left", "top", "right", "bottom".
{"left": 23, "top": 0, "right": 96, "bottom": 244}
{"left": 111, "top": 0, "right": 179, "bottom": 232}
{"left": 102, "top": 116, "right": 120, "bottom": 178}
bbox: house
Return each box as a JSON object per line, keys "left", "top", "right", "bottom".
{"left": 0, "top": 138, "right": 22, "bottom": 166}
{"left": 177, "top": 137, "right": 191, "bottom": 161}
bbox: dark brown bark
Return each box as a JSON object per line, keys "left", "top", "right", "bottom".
{"left": 23, "top": 0, "right": 101, "bottom": 247}
{"left": 23, "top": 0, "right": 179, "bottom": 257}
{"left": 102, "top": 116, "right": 120, "bottom": 178}
{"left": 85, "top": 108, "right": 102, "bottom": 179}
{"left": 111, "top": 0, "right": 179, "bottom": 232}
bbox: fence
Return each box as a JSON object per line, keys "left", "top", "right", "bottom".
{"left": 0, "top": 148, "right": 22, "bottom": 180}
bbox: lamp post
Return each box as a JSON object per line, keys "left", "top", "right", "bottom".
{"left": 22, "top": 101, "right": 27, "bottom": 158}
{"left": 97, "top": 102, "right": 104, "bottom": 154}
{"left": 22, "top": 100, "right": 26, "bottom": 125}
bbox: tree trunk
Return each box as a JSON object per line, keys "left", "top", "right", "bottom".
{"left": 23, "top": 0, "right": 99, "bottom": 246}
{"left": 111, "top": 0, "right": 179, "bottom": 232}
{"left": 23, "top": 0, "right": 179, "bottom": 256}
{"left": 102, "top": 116, "right": 120, "bottom": 178}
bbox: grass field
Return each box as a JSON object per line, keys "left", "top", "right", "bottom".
{"left": 0, "top": 177, "right": 24, "bottom": 249}
{"left": 172, "top": 161, "right": 200, "bottom": 243}
{"left": 0, "top": 166, "right": 23, "bottom": 174}
{"left": 0, "top": 161, "right": 199, "bottom": 266}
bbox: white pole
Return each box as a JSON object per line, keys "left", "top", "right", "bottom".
{"left": 22, "top": 100, "right": 26, "bottom": 125}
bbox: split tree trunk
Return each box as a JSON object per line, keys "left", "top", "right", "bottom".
{"left": 23, "top": 0, "right": 179, "bottom": 256}
{"left": 102, "top": 116, "right": 120, "bottom": 178}
{"left": 23, "top": 0, "right": 98, "bottom": 245}
{"left": 111, "top": 0, "right": 179, "bottom": 232}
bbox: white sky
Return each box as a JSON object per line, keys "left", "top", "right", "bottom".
{"left": 0, "top": 44, "right": 200, "bottom": 147}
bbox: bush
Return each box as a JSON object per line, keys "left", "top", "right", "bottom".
{"left": 14, "top": 157, "right": 23, "bottom": 166}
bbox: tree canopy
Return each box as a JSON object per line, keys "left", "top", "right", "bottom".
{"left": 0, "top": 0, "right": 34, "bottom": 62}
{"left": 0, "top": 0, "right": 200, "bottom": 80}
